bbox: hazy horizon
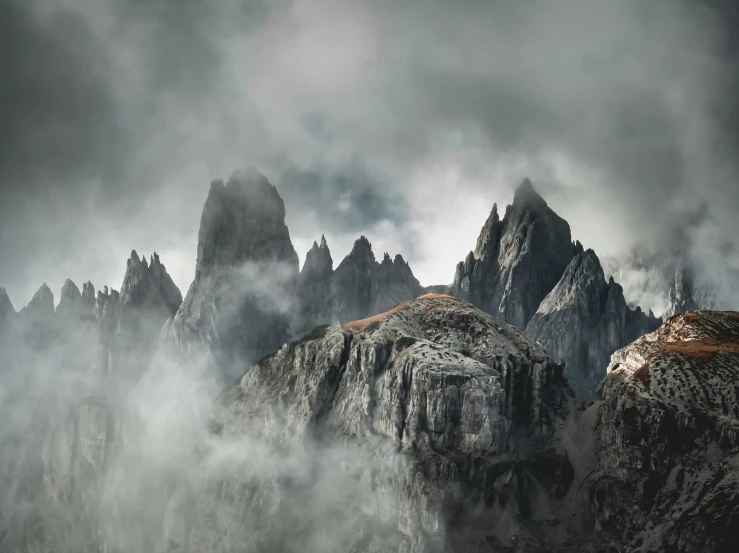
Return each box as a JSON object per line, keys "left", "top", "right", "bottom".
{"left": 3, "top": 0, "right": 739, "bottom": 310}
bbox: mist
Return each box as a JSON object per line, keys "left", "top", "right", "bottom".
{"left": 0, "top": 264, "right": 428, "bottom": 552}
{"left": 2, "top": 0, "right": 739, "bottom": 308}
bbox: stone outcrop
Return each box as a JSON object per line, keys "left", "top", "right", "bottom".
{"left": 110, "top": 251, "right": 183, "bottom": 390}
{"left": 7, "top": 167, "right": 739, "bottom": 553}
{"left": 145, "top": 168, "right": 300, "bottom": 387}
{"left": 558, "top": 311, "right": 739, "bottom": 552}
{"left": 19, "top": 283, "right": 55, "bottom": 321}
{"left": 526, "top": 250, "right": 661, "bottom": 400}
{"left": 188, "top": 295, "right": 574, "bottom": 552}
{"left": 57, "top": 279, "right": 86, "bottom": 318}
{"left": 292, "top": 235, "right": 334, "bottom": 335}
{"left": 0, "top": 261, "right": 181, "bottom": 553}
{"left": 452, "top": 178, "right": 583, "bottom": 330}
{"left": 292, "top": 235, "right": 426, "bottom": 336}
{"left": 34, "top": 295, "right": 574, "bottom": 553}
{"left": 11, "top": 290, "right": 739, "bottom": 553}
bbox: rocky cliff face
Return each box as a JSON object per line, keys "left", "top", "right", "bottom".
{"left": 138, "top": 168, "right": 300, "bottom": 406}
{"left": 452, "top": 179, "right": 583, "bottom": 330}
{"left": 292, "top": 235, "right": 334, "bottom": 334}
{"left": 110, "top": 251, "right": 183, "bottom": 391}
{"left": 197, "top": 294, "right": 573, "bottom": 553}
{"left": 30, "top": 295, "right": 575, "bottom": 553}
{"left": 9, "top": 283, "right": 739, "bottom": 553}
{"left": 0, "top": 257, "right": 182, "bottom": 553}
{"left": 558, "top": 311, "right": 739, "bottom": 552}
{"left": 292, "top": 235, "right": 425, "bottom": 336}
{"left": 6, "top": 168, "right": 739, "bottom": 553}
{"left": 526, "top": 250, "right": 661, "bottom": 400}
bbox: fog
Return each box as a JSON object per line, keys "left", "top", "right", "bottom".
{"left": 2, "top": 0, "right": 739, "bottom": 309}
{"left": 0, "top": 257, "right": 426, "bottom": 552}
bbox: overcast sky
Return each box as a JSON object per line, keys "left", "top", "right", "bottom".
{"left": 2, "top": 0, "right": 739, "bottom": 308}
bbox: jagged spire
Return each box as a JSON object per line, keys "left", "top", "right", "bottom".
{"left": 21, "top": 283, "right": 55, "bottom": 318}
{"left": 302, "top": 235, "right": 333, "bottom": 276}
{"left": 57, "top": 279, "right": 83, "bottom": 316}
{"left": 473, "top": 202, "right": 502, "bottom": 260}
{"left": 345, "top": 235, "right": 375, "bottom": 264}
{"left": 512, "top": 177, "right": 547, "bottom": 210}
{"left": 119, "top": 248, "right": 183, "bottom": 316}
{"left": 196, "top": 168, "right": 298, "bottom": 273}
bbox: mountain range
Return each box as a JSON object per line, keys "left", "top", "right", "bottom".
{"left": 0, "top": 168, "right": 737, "bottom": 552}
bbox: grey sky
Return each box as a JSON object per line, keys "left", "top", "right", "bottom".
{"left": 2, "top": 0, "right": 738, "bottom": 307}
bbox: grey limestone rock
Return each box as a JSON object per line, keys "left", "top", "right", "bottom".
{"left": 145, "top": 168, "right": 300, "bottom": 389}
{"left": 198, "top": 295, "right": 574, "bottom": 552}
{"left": 559, "top": 311, "right": 739, "bottom": 552}
{"left": 329, "top": 235, "right": 378, "bottom": 324}
{"left": 294, "top": 235, "right": 425, "bottom": 335}
{"left": 526, "top": 249, "right": 661, "bottom": 400}
{"left": 19, "top": 283, "right": 55, "bottom": 321}
{"left": 292, "top": 235, "right": 334, "bottom": 335}
{"left": 109, "top": 251, "right": 183, "bottom": 390}
{"left": 452, "top": 178, "right": 583, "bottom": 330}
{"left": 56, "top": 279, "right": 84, "bottom": 317}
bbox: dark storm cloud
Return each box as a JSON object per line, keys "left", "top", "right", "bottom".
{"left": 368, "top": 0, "right": 739, "bottom": 250}
{"left": 0, "top": 0, "right": 130, "bottom": 305}
{"left": 0, "top": 2, "right": 125, "bottom": 188}
{"left": 278, "top": 158, "right": 406, "bottom": 235}
{"left": 2, "top": 0, "right": 739, "bottom": 301}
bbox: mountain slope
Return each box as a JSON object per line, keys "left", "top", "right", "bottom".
{"left": 35, "top": 295, "right": 575, "bottom": 553}
{"left": 144, "top": 168, "right": 300, "bottom": 388}
{"left": 293, "top": 235, "right": 425, "bottom": 335}
{"left": 526, "top": 249, "right": 661, "bottom": 399}
{"left": 559, "top": 310, "right": 739, "bottom": 552}
{"left": 452, "top": 178, "right": 583, "bottom": 330}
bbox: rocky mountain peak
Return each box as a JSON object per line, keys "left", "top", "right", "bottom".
{"left": 664, "top": 259, "right": 701, "bottom": 318}
{"left": 81, "top": 281, "right": 95, "bottom": 310}
{"left": 302, "top": 235, "right": 333, "bottom": 278}
{"left": 196, "top": 169, "right": 298, "bottom": 273}
{"left": 453, "top": 177, "right": 581, "bottom": 330}
{"left": 526, "top": 248, "right": 661, "bottom": 399}
{"left": 578, "top": 310, "right": 739, "bottom": 551}
{"left": 145, "top": 170, "right": 300, "bottom": 384}
{"left": 393, "top": 253, "right": 409, "bottom": 267}
{"left": 94, "top": 286, "right": 119, "bottom": 319}
{"left": 120, "top": 249, "right": 182, "bottom": 316}
{"left": 473, "top": 202, "right": 502, "bottom": 260}
{"left": 511, "top": 176, "right": 547, "bottom": 211}
{"left": 348, "top": 235, "right": 374, "bottom": 260}
{"left": 56, "top": 279, "right": 86, "bottom": 317}
{"left": 20, "top": 283, "right": 55, "bottom": 319}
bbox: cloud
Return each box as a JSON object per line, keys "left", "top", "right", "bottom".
{"left": 2, "top": 0, "right": 739, "bottom": 300}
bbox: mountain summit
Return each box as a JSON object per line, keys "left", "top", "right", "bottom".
{"left": 144, "top": 169, "right": 300, "bottom": 386}
{"left": 453, "top": 178, "right": 583, "bottom": 330}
